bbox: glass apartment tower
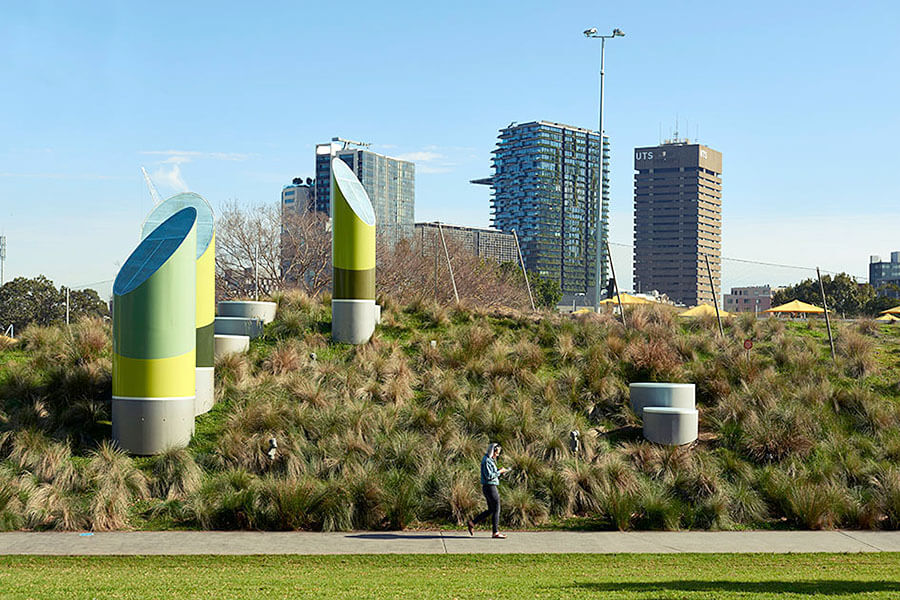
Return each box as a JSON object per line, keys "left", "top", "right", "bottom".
{"left": 480, "top": 121, "right": 607, "bottom": 296}
{"left": 315, "top": 142, "right": 415, "bottom": 245}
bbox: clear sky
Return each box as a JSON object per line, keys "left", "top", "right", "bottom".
{"left": 2, "top": 1, "right": 898, "bottom": 298}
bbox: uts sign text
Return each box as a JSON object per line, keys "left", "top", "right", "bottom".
{"left": 635, "top": 151, "right": 654, "bottom": 160}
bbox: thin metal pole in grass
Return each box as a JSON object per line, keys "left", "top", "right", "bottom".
{"left": 817, "top": 267, "right": 836, "bottom": 362}
{"left": 437, "top": 222, "right": 459, "bottom": 304}
{"left": 513, "top": 229, "right": 536, "bottom": 311}
{"left": 704, "top": 253, "right": 724, "bottom": 338}
{"left": 605, "top": 239, "right": 626, "bottom": 328}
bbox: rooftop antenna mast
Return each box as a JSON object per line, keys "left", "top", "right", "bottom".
{"left": 331, "top": 137, "right": 371, "bottom": 151}
{"left": 141, "top": 167, "right": 163, "bottom": 206}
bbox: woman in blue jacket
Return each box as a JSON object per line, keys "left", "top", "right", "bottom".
{"left": 468, "top": 443, "right": 510, "bottom": 538}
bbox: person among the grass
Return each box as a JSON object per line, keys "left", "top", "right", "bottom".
{"left": 468, "top": 442, "right": 510, "bottom": 539}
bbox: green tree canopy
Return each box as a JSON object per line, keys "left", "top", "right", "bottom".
{"left": 0, "top": 275, "right": 108, "bottom": 333}
{"left": 498, "top": 262, "right": 562, "bottom": 310}
{"left": 771, "top": 273, "right": 883, "bottom": 317}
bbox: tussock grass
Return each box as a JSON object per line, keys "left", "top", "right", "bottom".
{"left": 3, "top": 294, "right": 900, "bottom": 532}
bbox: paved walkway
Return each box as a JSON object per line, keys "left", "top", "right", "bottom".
{"left": 2, "top": 530, "right": 900, "bottom": 555}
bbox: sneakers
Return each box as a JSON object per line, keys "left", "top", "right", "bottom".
{"left": 467, "top": 521, "right": 474, "bottom": 536}
{"left": 492, "top": 533, "right": 507, "bottom": 539}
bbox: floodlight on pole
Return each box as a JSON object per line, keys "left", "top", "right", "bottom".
{"left": 584, "top": 26, "right": 624, "bottom": 311}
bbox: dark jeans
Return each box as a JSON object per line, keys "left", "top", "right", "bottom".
{"left": 472, "top": 484, "right": 500, "bottom": 534}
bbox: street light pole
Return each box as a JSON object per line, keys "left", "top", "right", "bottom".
{"left": 584, "top": 27, "right": 624, "bottom": 312}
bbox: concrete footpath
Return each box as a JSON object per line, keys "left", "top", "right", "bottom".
{"left": 2, "top": 530, "right": 900, "bottom": 555}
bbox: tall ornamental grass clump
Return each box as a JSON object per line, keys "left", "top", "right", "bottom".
{"left": 2, "top": 293, "right": 900, "bottom": 532}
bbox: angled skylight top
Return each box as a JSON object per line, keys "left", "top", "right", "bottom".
{"left": 142, "top": 192, "right": 214, "bottom": 257}
{"left": 115, "top": 207, "right": 197, "bottom": 296}
{"left": 332, "top": 158, "right": 376, "bottom": 225}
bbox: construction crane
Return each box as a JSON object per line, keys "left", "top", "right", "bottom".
{"left": 331, "top": 137, "right": 371, "bottom": 150}
{"left": 141, "top": 166, "right": 163, "bottom": 206}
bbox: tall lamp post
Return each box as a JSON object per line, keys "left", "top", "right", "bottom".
{"left": 584, "top": 27, "right": 624, "bottom": 311}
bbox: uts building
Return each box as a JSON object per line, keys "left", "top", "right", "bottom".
{"left": 633, "top": 141, "right": 723, "bottom": 306}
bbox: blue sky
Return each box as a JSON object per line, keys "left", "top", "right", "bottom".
{"left": 2, "top": 1, "right": 898, "bottom": 297}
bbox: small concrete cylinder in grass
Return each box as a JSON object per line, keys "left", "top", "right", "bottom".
{"left": 214, "top": 316, "right": 265, "bottom": 338}
{"left": 214, "top": 334, "right": 250, "bottom": 359}
{"left": 629, "top": 382, "right": 695, "bottom": 418}
{"left": 643, "top": 407, "right": 699, "bottom": 445}
{"left": 330, "top": 158, "right": 376, "bottom": 344}
{"left": 113, "top": 207, "right": 197, "bottom": 455}
{"left": 217, "top": 300, "right": 277, "bottom": 324}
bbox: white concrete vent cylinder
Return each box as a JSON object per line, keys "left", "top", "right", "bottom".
{"left": 629, "top": 383, "right": 695, "bottom": 418}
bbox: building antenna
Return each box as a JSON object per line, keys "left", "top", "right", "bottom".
{"left": 674, "top": 114, "right": 679, "bottom": 141}
{"left": 141, "top": 167, "right": 163, "bottom": 206}
{"left": 695, "top": 124, "right": 700, "bottom": 144}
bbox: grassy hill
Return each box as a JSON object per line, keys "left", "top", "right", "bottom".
{"left": 2, "top": 291, "right": 900, "bottom": 532}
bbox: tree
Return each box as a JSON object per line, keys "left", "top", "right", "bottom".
{"left": 0, "top": 275, "right": 108, "bottom": 332}
{"left": 530, "top": 274, "right": 563, "bottom": 309}
{"left": 772, "top": 272, "right": 876, "bottom": 317}
{"left": 498, "top": 262, "right": 562, "bottom": 310}
{"left": 216, "top": 202, "right": 331, "bottom": 299}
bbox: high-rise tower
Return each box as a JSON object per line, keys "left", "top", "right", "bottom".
{"left": 315, "top": 141, "right": 415, "bottom": 245}
{"left": 478, "top": 121, "right": 607, "bottom": 297}
{"left": 633, "top": 141, "right": 723, "bottom": 306}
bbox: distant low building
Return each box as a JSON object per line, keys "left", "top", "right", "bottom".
{"left": 282, "top": 177, "right": 315, "bottom": 214}
{"left": 414, "top": 222, "right": 518, "bottom": 264}
{"left": 723, "top": 285, "right": 780, "bottom": 313}
{"left": 870, "top": 252, "right": 900, "bottom": 295}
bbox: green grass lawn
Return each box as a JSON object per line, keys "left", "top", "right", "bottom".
{"left": 2, "top": 554, "right": 899, "bottom": 599}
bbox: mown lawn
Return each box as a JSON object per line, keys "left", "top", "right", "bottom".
{"left": 1, "top": 553, "right": 899, "bottom": 599}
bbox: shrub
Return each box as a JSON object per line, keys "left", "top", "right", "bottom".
{"left": 742, "top": 405, "right": 817, "bottom": 464}
{"left": 188, "top": 469, "right": 261, "bottom": 530}
{"left": 149, "top": 448, "right": 203, "bottom": 501}
{"left": 86, "top": 441, "right": 149, "bottom": 530}
{"left": 502, "top": 486, "right": 549, "bottom": 528}
{"left": 836, "top": 329, "right": 877, "bottom": 377}
{"left": 783, "top": 480, "right": 850, "bottom": 530}
{"left": 874, "top": 468, "right": 900, "bottom": 529}
{"left": 382, "top": 470, "right": 420, "bottom": 529}
{"left": 728, "top": 479, "right": 768, "bottom": 524}
{"left": 624, "top": 337, "right": 682, "bottom": 381}
{"left": 7, "top": 430, "right": 78, "bottom": 487}
{"left": 0, "top": 467, "right": 25, "bottom": 530}
{"left": 25, "top": 480, "right": 88, "bottom": 531}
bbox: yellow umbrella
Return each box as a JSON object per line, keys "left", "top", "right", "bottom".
{"left": 679, "top": 304, "right": 731, "bottom": 318}
{"left": 875, "top": 313, "right": 900, "bottom": 322}
{"left": 763, "top": 299, "right": 825, "bottom": 314}
{"left": 879, "top": 305, "right": 900, "bottom": 315}
{"left": 572, "top": 308, "right": 592, "bottom": 315}
{"left": 597, "top": 292, "right": 654, "bottom": 305}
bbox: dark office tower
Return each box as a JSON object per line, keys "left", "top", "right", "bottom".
{"left": 479, "top": 121, "right": 607, "bottom": 296}
{"left": 633, "top": 141, "right": 723, "bottom": 306}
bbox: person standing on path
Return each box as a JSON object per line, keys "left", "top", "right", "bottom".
{"left": 468, "top": 443, "right": 510, "bottom": 539}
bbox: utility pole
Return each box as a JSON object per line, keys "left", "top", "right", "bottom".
{"left": 817, "top": 267, "right": 836, "bottom": 362}
{"left": 437, "top": 223, "right": 459, "bottom": 304}
{"left": 0, "top": 236, "right": 6, "bottom": 286}
{"left": 513, "top": 229, "right": 535, "bottom": 311}
{"left": 605, "top": 240, "right": 626, "bottom": 328}
{"left": 704, "top": 254, "right": 724, "bottom": 337}
{"left": 584, "top": 26, "right": 625, "bottom": 310}
{"left": 254, "top": 244, "right": 260, "bottom": 301}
